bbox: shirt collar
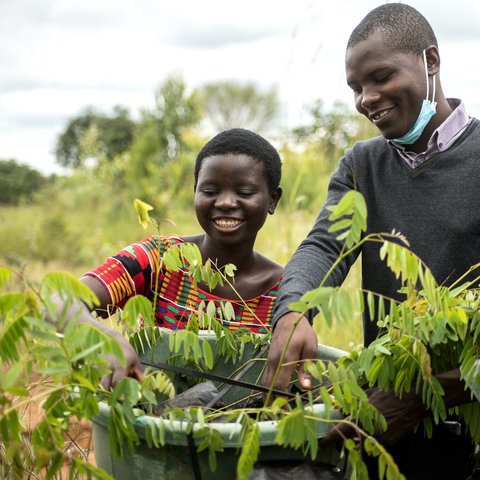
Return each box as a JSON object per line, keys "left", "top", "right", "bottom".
{"left": 388, "top": 99, "right": 471, "bottom": 166}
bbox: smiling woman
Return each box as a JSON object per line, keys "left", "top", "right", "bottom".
{"left": 54, "top": 128, "right": 283, "bottom": 388}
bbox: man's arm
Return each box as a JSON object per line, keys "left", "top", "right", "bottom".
{"left": 264, "top": 155, "right": 359, "bottom": 391}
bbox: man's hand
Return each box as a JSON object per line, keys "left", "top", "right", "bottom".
{"left": 262, "top": 312, "right": 318, "bottom": 395}
{"left": 101, "top": 330, "right": 144, "bottom": 390}
{"left": 320, "top": 368, "right": 473, "bottom": 449}
{"left": 320, "top": 387, "right": 426, "bottom": 449}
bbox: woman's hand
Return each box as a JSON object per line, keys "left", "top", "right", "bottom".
{"left": 100, "top": 329, "right": 144, "bottom": 390}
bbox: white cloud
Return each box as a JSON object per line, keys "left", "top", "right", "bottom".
{"left": 1, "top": 0, "right": 480, "bottom": 174}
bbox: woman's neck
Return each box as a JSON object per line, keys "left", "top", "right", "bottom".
{"left": 195, "top": 234, "right": 257, "bottom": 275}
{"left": 183, "top": 233, "right": 282, "bottom": 300}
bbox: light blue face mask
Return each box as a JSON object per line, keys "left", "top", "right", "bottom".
{"left": 393, "top": 50, "right": 437, "bottom": 145}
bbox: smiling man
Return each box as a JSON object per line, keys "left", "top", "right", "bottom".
{"left": 263, "top": 3, "right": 479, "bottom": 479}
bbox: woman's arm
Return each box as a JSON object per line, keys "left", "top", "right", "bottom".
{"left": 49, "top": 276, "right": 143, "bottom": 389}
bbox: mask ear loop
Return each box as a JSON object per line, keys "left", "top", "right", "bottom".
{"left": 431, "top": 73, "right": 436, "bottom": 104}
{"left": 423, "top": 49, "right": 436, "bottom": 103}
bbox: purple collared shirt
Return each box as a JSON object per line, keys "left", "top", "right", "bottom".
{"left": 390, "top": 98, "right": 471, "bottom": 168}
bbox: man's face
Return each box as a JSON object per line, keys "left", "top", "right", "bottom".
{"left": 345, "top": 30, "right": 427, "bottom": 141}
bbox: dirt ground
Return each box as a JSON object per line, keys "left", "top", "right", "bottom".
{"left": 17, "top": 380, "right": 96, "bottom": 478}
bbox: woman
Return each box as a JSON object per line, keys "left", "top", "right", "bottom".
{"left": 63, "top": 128, "right": 283, "bottom": 388}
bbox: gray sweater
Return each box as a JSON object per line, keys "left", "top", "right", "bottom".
{"left": 273, "top": 118, "right": 480, "bottom": 345}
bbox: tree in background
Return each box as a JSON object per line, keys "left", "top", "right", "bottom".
{"left": 2, "top": 81, "right": 377, "bottom": 271}
{"left": 125, "top": 74, "right": 203, "bottom": 214}
{"left": 199, "top": 81, "right": 280, "bottom": 135}
{"left": 54, "top": 106, "right": 135, "bottom": 168}
{"left": 0, "top": 159, "right": 48, "bottom": 205}
{"left": 292, "top": 99, "right": 378, "bottom": 172}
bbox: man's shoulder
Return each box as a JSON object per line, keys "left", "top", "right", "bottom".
{"left": 348, "top": 135, "right": 389, "bottom": 154}
{"left": 341, "top": 136, "right": 393, "bottom": 167}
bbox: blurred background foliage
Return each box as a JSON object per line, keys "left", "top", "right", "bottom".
{"left": 0, "top": 75, "right": 377, "bottom": 348}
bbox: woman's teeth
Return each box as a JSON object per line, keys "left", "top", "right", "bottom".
{"left": 214, "top": 219, "right": 242, "bottom": 228}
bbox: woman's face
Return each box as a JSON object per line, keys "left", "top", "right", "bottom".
{"left": 194, "top": 153, "right": 281, "bottom": 248}
{"left": 345, "top": 30, "right": 429, "bottom": 142}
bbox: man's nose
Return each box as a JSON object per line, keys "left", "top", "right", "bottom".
{"left": 360, "top": 86, "right": 381, "bottom": 111}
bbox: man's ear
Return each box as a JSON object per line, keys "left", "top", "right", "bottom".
{"left": 425, "top": 45, "right": 440, "bottom": 76}
{"left": 268, "top": 187, "right": 282, "bottom": 215}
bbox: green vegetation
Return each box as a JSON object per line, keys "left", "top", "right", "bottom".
{"left": 0, "top": 160, "right": 52, "bottom": 205}
{"left": 0, "top": 79, "right": 379, "bottom": 477}
{"left": 55, "top": 105, "right": 136, "bottom": 169}
{"left": 198, "top": 81, "right": 280, "bottom": 133}
{"left": 1, "top": 78, "right": 374, "bottom": 350}
{"left": 1, "top": 192, "right": 478, "bottom": 480}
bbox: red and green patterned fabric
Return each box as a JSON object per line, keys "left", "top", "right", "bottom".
{"left": 84, "top": 236, "right": 281, "bottom": 334}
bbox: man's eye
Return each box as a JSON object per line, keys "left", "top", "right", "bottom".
{"left": 349, "top": 84, "right": 361, "bottom": 95}
{"left": 238, "top": 190, "right": 254, "bottom": 196}
{"left": 202, "top": 190, "right": 217, "bottom": 195}
{"left": 375, "top": 73, "right": 391, "bottom": 83}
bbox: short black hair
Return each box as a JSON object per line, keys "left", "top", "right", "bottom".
{"left": 194, "top": 128, "right": 282, "bottom": 192}
{"left": 348, "top": 3, "right": 438, "bottom": 55}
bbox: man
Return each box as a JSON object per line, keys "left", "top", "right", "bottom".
{"left": 263, "top": 3, "right": 478, "bottom": 478}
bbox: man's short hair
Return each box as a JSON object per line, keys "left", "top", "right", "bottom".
{"left": 347, "top": 3, "right": 438, "bottom": 55}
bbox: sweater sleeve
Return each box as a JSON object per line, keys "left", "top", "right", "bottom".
{"left": 271, "top": 153, "right": 361, "bottom": 328}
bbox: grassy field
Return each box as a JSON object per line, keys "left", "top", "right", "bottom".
{"left": 0, "top": 197, "right": 363, "bottom": 351}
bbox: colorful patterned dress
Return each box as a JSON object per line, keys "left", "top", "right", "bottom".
{"left": 84, "top": 236, "right": 281, "bottom": 334}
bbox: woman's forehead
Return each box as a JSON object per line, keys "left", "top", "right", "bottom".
{"left": 198, "top": 154, "right": 264, "bottom": 178}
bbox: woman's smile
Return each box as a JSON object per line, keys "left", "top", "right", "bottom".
{"left": 212, "top": 217, "right": 244, "bottom": 230}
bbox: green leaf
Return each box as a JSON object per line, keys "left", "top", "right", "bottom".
{"left": 0, "top": 266, "right": 11, "bottom": 291}
{"left": 0, "top": 316, "right": 28, "bottom": 363}
{"left": 224, "top": 263, "right": 237, "bottom": 278}
{"left": 163, "top": 245, "right": 182, "bottom": 271}
{"left": 237, "top": 422, "right": 260, "bottom": 480}
{"left": 133, "top": 198, "right": 154, "bottom": 229}
{"left": 194, "top": 427, "right": 224, "bottom": 472}
{"left": 202, "top": 340, "right": 214, "bottom": 370}
{"left": 0, "top": 292, "right": 25, "bottom": 317}
{"left": 122, "top": 295, "right": 154, "bottom": 329}
{"left": 71, "top": 341, "right": 104, "bottom": 363}
{"left": 180, "top": 242, "right": 203, "bottom": 268}
{"left": 327, "top": 191, "right": 367, "bottom": 248}
{"left": 41, "top": 272, "right": 99, "bottom": 309}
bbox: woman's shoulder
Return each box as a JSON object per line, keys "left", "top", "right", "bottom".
{"left": 252, "top": 253, "right": 284, "bottom": 291}
{"left": 263, "top": 257, "right": 284, "bottom": 282}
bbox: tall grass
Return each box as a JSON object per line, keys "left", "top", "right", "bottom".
{"left": 0, "top": 146, "right": 364, "bottom": 349}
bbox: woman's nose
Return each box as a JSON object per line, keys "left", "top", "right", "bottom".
{"left": 215, "top": 191, "right": 238, "bottom": 209}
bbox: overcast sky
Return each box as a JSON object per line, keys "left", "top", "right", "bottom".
{"left": 1, "top": 0, "right": 480, "bottom": 174}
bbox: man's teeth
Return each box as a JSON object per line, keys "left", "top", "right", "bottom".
{"left": 215, "top": 219, "right": 242, "bottom": 228}
{"left": 373, "top": 110, "right": 389, "bottom": 121}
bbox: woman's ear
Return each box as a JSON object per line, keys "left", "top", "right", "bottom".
{"left": 268, "top": 187, "right": 282, "bottom": 215}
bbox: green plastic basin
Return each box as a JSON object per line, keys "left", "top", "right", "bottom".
{"left": 93, "top": 331, "right": 347, "bottom": 480}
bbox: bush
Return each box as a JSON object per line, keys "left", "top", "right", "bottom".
{"left": 0, "top": 159, "right": 49, "bottom": 205}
